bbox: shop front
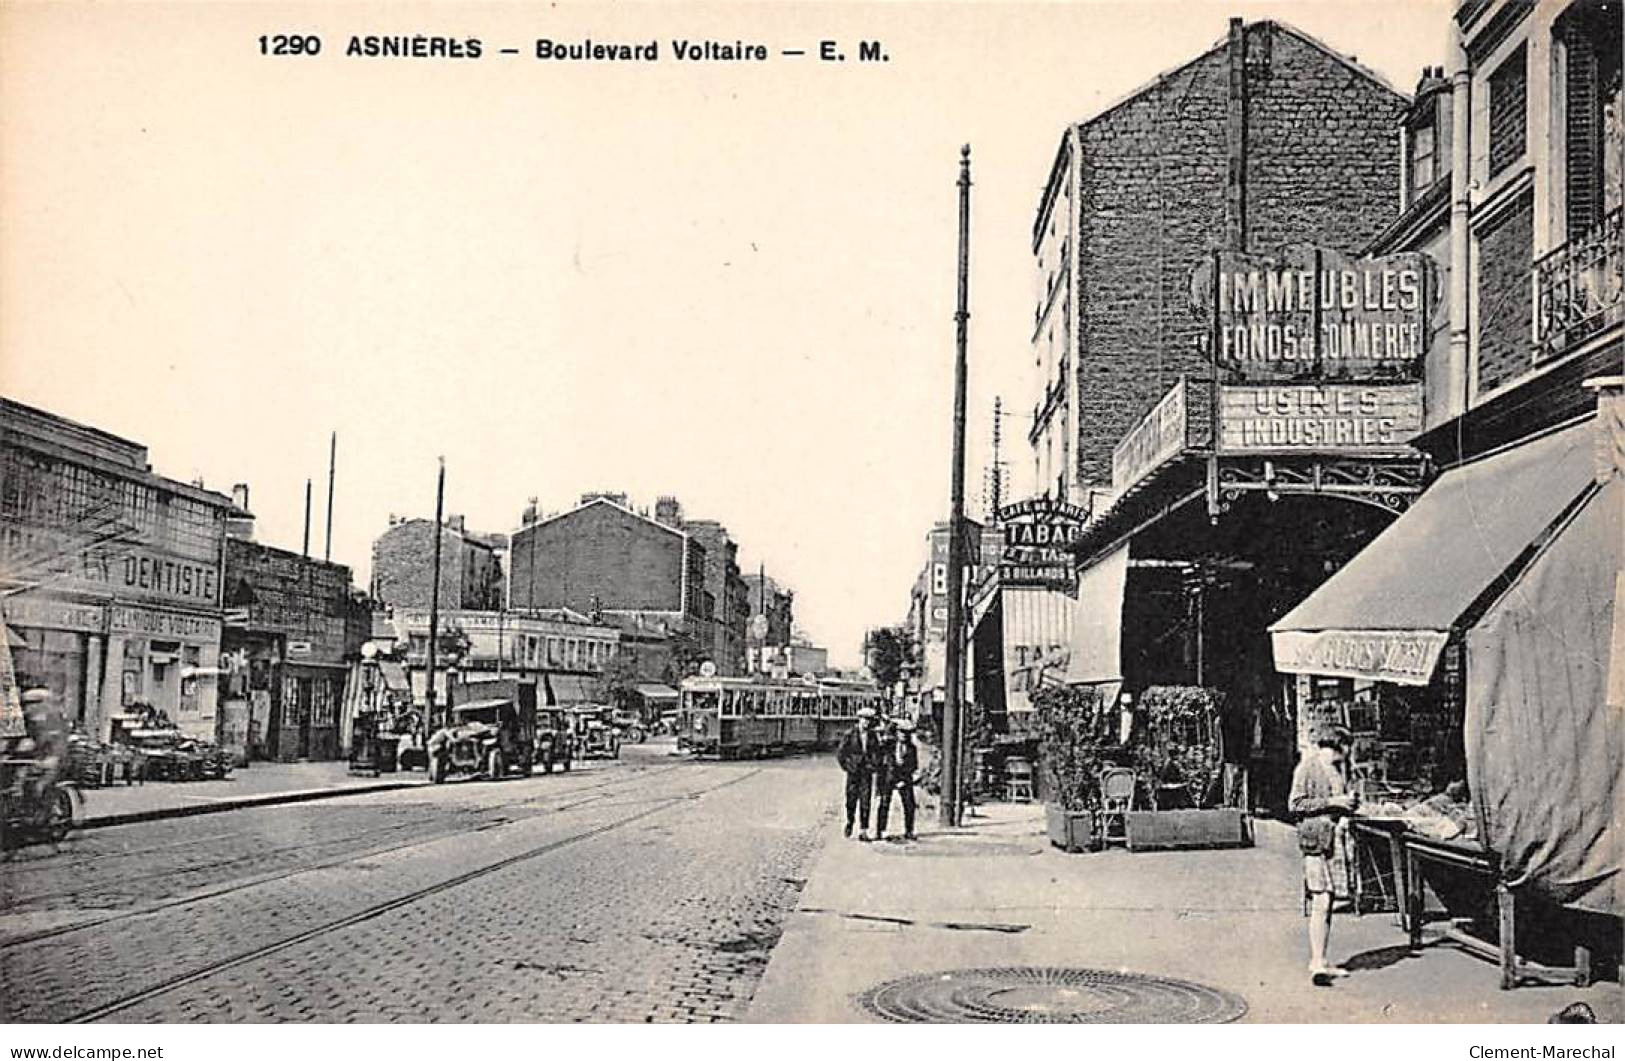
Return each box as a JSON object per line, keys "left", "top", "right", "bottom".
{"left": 1269, "top": 402, "right": 1620, "bottom": 982}
{"left": 0, "top": 399, "right": 234, "bottom": 741}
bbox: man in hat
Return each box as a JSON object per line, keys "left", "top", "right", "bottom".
{"left": 876, "top": 716, "right": 920, "bottom": 841}
{"left": 1290, "top": 723, "right": 1359, "bottom": 985}
{"left": 836, "top": 706, "right": 884, "bottom": 840}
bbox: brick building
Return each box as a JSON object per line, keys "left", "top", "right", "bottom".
{"left": 1041, "top": 18, "right": 1434, "bottom": 814}
{"left": 370, "top": 515, "right": 505, "bottom": 612}
{"left": 681, "top": 514, "right": 750, "bottom": 676}
{"left": 508, "top": 495, "right": 708, "bottom": 634}
{"left": 1029, "top": 18, "right": 1408, "bottom": 509}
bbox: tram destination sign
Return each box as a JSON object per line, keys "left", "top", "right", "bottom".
{"left": 1218, "top": 383, "right": 1424, "bottom": 452}
{"left": 995, "top": 497, "right": 1088, "bottom": 594}
{"left": 1191, "top": 245, "right": 1433, "bottom": 382}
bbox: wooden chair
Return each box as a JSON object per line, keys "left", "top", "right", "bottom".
{"left": 1004, "top": 757, "right": 1035, "bottom": 802}
{"left": 1099, "top": 767, "right": 1137, "bottom": 846}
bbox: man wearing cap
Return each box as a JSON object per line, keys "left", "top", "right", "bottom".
{"left": 875, "top": 717, "right": 920, "bottom": 842}
{"left": 836, "top": 707, "right": 883, "bottom": 840}
{"left": 1290, "top": 724, "right": 1359, "bottom": 985}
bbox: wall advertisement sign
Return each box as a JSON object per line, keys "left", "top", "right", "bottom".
{"left": 1218, "top": 383, "right": 1425, "bottom": 452}
{"left": 1191, "top": 245, "right": 1433, "bottom": 382}
{"left": 108, "top": 606, "right": 221, "bottom": 643}
{"left": 1111, "top": 377, "right": 1189, "bottom": 494}
{"left": 1, "top": 597, "right": 107, "bottom": 634}
{"left": 994, "top": 497, "right": 1088, "bottom": 594}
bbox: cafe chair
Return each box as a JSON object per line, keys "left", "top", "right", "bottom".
{"left": 1098, "top": 767, "right": 1137, "bottom": 847}
{"left": 1004, "top": 757, "right": 1035, "bottom": 802}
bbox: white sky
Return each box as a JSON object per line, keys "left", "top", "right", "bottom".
{"left": 0, "top": 1, "right": 1451, "bottom": 667}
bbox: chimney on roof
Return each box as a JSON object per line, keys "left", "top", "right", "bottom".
{"left": 448, "top": 514, "right": 466, "bottom": 534}
{"left": 654, "top": 496, "right": 683, "bottom": 527}
{"left": 224, "top": 482, "right": 255, "bottom": 542}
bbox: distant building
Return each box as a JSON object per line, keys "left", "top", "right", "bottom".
{"left": 370, "top": 514, "right": 504, "bottom": 612}
{"left": 741, "top": 571, "right": 794, "bottom": 648}
{"left": 905, "top": 519, "right": 1001, "bottom": 717}
{"left": 683, "top": 517, "right": 750, "bottom": 675}
{"left": 508, "top": 495, "right": 708, "bottom": 627}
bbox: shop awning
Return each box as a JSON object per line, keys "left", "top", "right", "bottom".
{"left": 635, "top": 683, "right": 679, "bottom": 701}
{"left": 1466, "top": 472, "right": 1620, "bottom": 916}
{"left": 5, "top": 625, "right": 29, "bottom": 650}
{"left": 1065, "top": 541, "right": 1128, "bottom": 685}
{"left": 1270, "top": 419, "right": 1599, "bottom": 685}
{"left": 546, "top": 673, "right": 603, "bottom": 705}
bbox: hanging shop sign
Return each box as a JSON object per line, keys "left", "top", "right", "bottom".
{"left": 1190, "top": 246, "right": 1433, "bottom": 382}
{"left": 1111, "top": 377, "right": 1189, "bottom": 495}
{"left": 1218, "top": 383, "right": 1425, "bottom": 452}
{"left": 1272, "top": 628, "right": 1449, "bottom": 687}
{"left": 995, "top": 497, "right": 1088, "bottom": 593}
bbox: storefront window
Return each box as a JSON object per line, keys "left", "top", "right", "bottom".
{"left": 10, "top": 628, "right": 87, "bottom": 724}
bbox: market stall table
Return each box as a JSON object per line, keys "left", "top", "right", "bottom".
{"left": 1402, "top": 832, "right": 1592, "bottom": 990}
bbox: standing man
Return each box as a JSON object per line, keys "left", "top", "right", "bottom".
{"left": 837, "top": 706, "right": 881, "bottom": 841}
{"left": 876, "top": 717, "right": 920, "bottom": 842}
{"left": 1290, "top": 724, "right": 1358, "bottom": 986}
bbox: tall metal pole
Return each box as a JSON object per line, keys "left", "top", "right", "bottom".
{"left": 426, "top": 458, "right": 446, "bottom": 731}
{"left": 302, "top": 479, "right": 312, "bottom": 558}
{"left": 941, "top": 144, "right": 972, "bottom": 828}
{"left": 325, "top": 431, "right": 336, "bottom": 562}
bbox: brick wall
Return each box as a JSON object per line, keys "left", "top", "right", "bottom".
{"left": 1475, "top": 195, "right": 1536, "bottom": 394}
{"left": 1070, "top": 22, "right": 1406, "bottom": 491}
{"left": 509, "top": 502, "right": 688, "bottom": 614}
{"left": 371, "top": 520, "right": 465, "bottom": 611}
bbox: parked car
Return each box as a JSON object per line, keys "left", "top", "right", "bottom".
{"left": 535, "top": 708, "right": 576, "bottom": 773}
{"left": 426, "top": 698, "right": 535, "bottom": 783}
{"left": 610, "top": 709, "right": 646, "bottom": 744}
{"left": 575, "top": 709, "right": 621, "bottom": 760}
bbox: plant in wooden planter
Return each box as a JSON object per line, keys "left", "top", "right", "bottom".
{"left": 1034, "top": 683, "right": 1112, "bottom": 852}
{"left": 1133, "top": 685, "right": 1227, "bottom": 809}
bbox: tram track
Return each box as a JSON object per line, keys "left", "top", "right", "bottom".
{"left": 64, "top": 765, "right": 764, "bottom": 1024}
{"left": 0, "top": 760, "right": 697, "bottom": 946}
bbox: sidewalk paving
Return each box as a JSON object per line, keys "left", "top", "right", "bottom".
{"left": 78, "top": 760, "right": 425, "bottom": 828}
{"left": 749, "top": 798, "right": 1621, "bottom": 1024}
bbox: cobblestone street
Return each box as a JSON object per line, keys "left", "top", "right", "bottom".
{"left": 0, "top": 744, "right": 836, "bottom": 1023}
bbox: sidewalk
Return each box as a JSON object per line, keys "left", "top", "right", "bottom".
{"left": 748, "top": 799, "right": 1621, "bottom": 1023}
{"left": 79, "top": 760, "right": 424, "bottom": 828}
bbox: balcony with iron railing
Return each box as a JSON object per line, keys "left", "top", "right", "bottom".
{"left": 1533, "top": 206, "right": 1623, "bottom": 362}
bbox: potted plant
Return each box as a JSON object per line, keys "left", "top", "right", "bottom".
{"left": 1034, "top": 683, "right": 1111, "bottom": 853}
{"left": 1125, "top": 685, "right": 1249, "bottom": 850}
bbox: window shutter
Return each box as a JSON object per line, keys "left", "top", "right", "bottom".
{"left": 1565, "top": 24, "right": 1601, "bottom": 240}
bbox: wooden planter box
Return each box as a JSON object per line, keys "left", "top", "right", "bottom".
{"left": 1125, "top": 808, "right": 1250, "bottom": 852}
{"left": 1046, "top": 803, "right": 1098, "bottom": 853}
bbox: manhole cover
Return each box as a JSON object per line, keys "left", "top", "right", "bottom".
{"left": 855, "top": 966, "right": 1247, "bottom": 1023}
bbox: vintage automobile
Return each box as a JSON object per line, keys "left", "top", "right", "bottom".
{"left": 426, "top": 698, "right": 535, "bottom": 783}
{"left": 610, "top": 709, "right": 646, "bottom": 744}
{"left": 575, "top": 709, "right": 621, "bottom": 760}
{"left": 535, "top": 707, "right": 576, "bottom": 773}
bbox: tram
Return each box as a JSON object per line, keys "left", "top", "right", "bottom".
{"left": 677, "top": 675, "right": 884, "bottom": 758}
